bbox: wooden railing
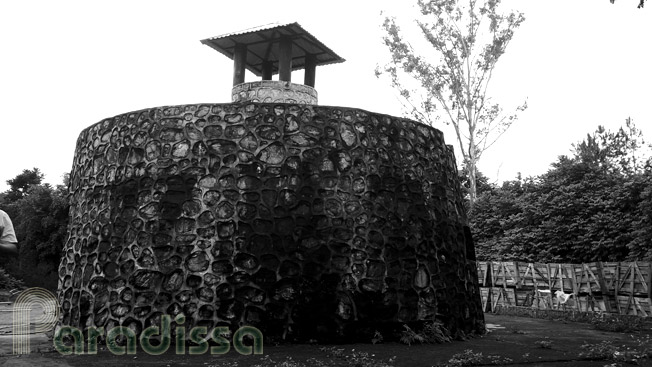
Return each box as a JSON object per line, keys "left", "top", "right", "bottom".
{"left": 477, "top": 261, "right": 652, "bottom": 317}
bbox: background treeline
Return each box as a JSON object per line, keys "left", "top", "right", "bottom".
{"left": 468, "top": 118, "right": 652, "bottom": 263}
{"left": 0, "top": 168, "right": 68, "bottom": 291}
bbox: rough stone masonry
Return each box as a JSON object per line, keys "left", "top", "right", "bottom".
{"left": 57, "top": 102, "right": 484, "bottom": 341}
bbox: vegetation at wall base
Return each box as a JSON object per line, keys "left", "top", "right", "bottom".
{"left": 0, "top": 266, "right": 24, "bottom": 291}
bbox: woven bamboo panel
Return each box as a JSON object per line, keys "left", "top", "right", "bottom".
{"left": 490, "top": 287, "right": 516, "bottom": 310}
{"left": 532, "top": 263, "right": 551, "bottom": 289}
{"left": 478, "top": 261, "right": 652, "bottom": 316}
{"left": 480, "top": 287, "right": 491, "bottom": 312}
{"left": 514, "top": 289, "right": 533, "bottom": 307}
{"left": 490, "top": 261, "right": 519, "bottom": 288}
{"left": 573, "top": 263, "right": 604, "bottom": 295}
{"left": 601, "top": 262, "right": 619, "bottom": 294}
{"left": 616, "top": 296, "right": 652, "bottom": 317}
{"left": 477, "top": 261, "right": 490, "bottom": 287}
{"left": 548, "top": 264, "right": 575, "bottom": 292}
{"left": 531, "top": 289, "right": 553, "bottom": 310}
{"left": 617, "top": 262, "right": 651, "bottom": 297}
{"left": 576, "top": 295, "right": 609, "bottom": 313}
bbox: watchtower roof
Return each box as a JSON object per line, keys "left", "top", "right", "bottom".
{"left": 200, "top": 22, "right": 345, "bottom": 77}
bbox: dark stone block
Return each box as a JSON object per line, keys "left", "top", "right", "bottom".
{"left": 234, "top": 253, "right": 259, "bottom": 271}
{"left": 162, "top": 270, "right": 184, "bottom": 292}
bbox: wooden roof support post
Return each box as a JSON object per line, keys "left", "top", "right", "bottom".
{"left": 304, "top": 53, "right": 316, "bottom": 87}
{"left": 278, "top": 36, "right": 293, "bottom": 82}
{"left": 233, "top": 43, "right": 247, "bottom": 86}
{"left": 261, "top": 61, "right": 273, "bottom": 81}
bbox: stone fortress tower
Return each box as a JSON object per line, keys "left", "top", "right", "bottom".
{"left": 57, "top": 22, "right": 484, "bottom": 342}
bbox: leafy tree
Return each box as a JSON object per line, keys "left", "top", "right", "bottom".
{"left": 628, "top": 163, "right": 652, "bottom": 259}
{"left": 471, "top": 160, "right": 643, "bottom": 262}
{"left": 470, "top": 174, "right": 540, "bottom": 261}
{"left": 572, "top": 117, "right": 647, "bottom": 176}
{"left": 470, "top": 120, "right": 652, "bottom": 262}
{"left": 533, "top": 159, "right": 638, "bottom": 261}
{"left": 0, "top": 170, "right": 69, "bottom": 291}
{"left": 4, "top": 168, "right": 44, "bottom": 202}
{"left": 610, "top": 0, "right": 646, "bottom": 9}
{"left": 458, "top": 168, "right": 496, "bottom": 212}
{"left": 378, "top": 0, "right": 527, "bottom": 207}
{"left": 459, "top": 168, "right": 495, "bottom": 196}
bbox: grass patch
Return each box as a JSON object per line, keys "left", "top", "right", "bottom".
{"left": 579, "top": 336, "right": 652, "bottom": 364}
{"left": 493, "top": 305, "right": 649, "bottom": 332}
{"left": 534, "top": 339, "right": 552, "bottom": 349}
{"left": 249, "top": 347, "right": 398, "bottom": 367}
{"left": 435, "top": 349, "right": 513, "bottom": 366}
{"left": 321, "top": 347, "right": 397, "bottom": 367}
{"left": 590, "top": 314, "right": 646, "bottom": 333}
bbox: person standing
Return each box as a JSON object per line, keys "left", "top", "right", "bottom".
{"left": 0, "top": 209, "right": 18, "bottom": 256}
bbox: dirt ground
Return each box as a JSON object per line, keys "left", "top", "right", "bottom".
{"left": 1, "top": 301, "right": 651, "bottom": 367}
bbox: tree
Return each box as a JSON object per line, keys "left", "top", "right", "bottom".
{"left": 0, "top": 170, "right": 69, "bottom": 291}
{"left": 378, "top": 0, "right": 527, "bottom": 207}
{"left": 630, "top": 169, "right": 652, "bottom": 259}
{"left": 459, "top": 168, "right": 495, "bottom": 196}
{"left": 458, "top": 168, "right": 495, "bottom": 212}
{"left": 572, "top": 117, "right": 647, "bottom": 177}
{"left": 469, "top": 174, "right": 538, "bottom": 260}
{"left": 470, "top": 120, "right": 652, "bottom": 262}
{"left": 471, "top": 157, "right": 644, "bottom": 262}
{"left": 4, "top": 168, "right": 44, "bottom": 202}
{"left": 610, "top": 0, "right": 646, "bottom": 9}
{"left": 532, "top": 158, "right": 638, "bottom": 262}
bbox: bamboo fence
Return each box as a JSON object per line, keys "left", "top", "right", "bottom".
{"left": 477, "top": 261, "right": 652, "bottom": 317}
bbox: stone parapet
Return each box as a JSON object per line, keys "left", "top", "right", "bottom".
{"left": 232, "top": 81, "right": 318, "bottom": 105}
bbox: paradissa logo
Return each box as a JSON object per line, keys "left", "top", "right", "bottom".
{"left": 54, "top": 314, "right": 263, "bottom": 356}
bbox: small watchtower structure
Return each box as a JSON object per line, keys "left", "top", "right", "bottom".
{"left": 201, "top": 22, "right": 345, "bottom": 104}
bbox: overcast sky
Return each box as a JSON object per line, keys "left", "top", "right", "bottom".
{"left": 1, "top": 0, "right": 650, "bottom": 192}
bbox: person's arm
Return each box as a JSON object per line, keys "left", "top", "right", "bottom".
{"left": 0, "top": 241, "right": 18, "bottom": 255}
{"left": 0, "top": 215, "right": 18, "bottom": 256}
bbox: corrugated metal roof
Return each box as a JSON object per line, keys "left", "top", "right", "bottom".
{"left": 200, "top": 22, "right": 345, "bottom": 77}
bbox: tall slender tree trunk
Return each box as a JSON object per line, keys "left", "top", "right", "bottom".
{"left": 466, "top": 71, "right": 477, "bottom": 208}
{"left": 467, "top": 159, "right": 477, "bottom": 207}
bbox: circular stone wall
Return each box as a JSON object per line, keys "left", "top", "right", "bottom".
{"left": 58, "top": 103, "right": 484, "bottom": 341}
{"left": 232, "top": 81, "right": 318, "bottom": 105}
